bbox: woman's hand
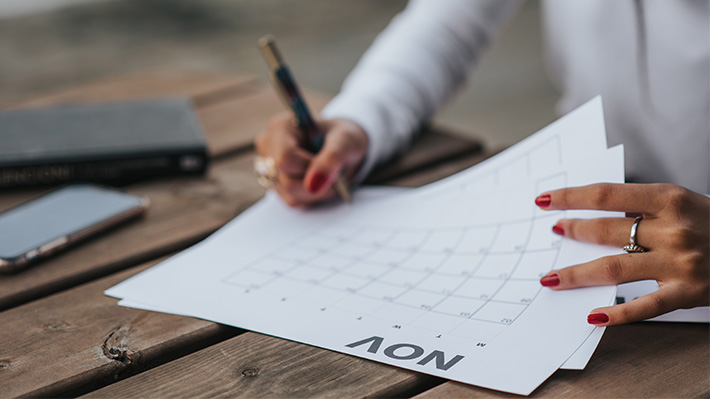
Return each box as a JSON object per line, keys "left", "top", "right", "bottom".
{"left": 536, "top": 183, "right": 710, "bottom": 326}
{"left": 254, "top": 112, "right": 368, "bottom": 208}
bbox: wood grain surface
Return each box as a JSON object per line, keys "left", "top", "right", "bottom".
{"left": 84, "top": 331, "right": 444, "bottom": 399}
{"left": 80, "top": 155, "right": 492, "bottom": 399}
{"left": 0, "top": 139, "right": 484, "bottom": 398}
{"left": 86, "top": 322, "right": 710, "bottom": 398}
{"left": 413, "top": 322, "right": 710, "bottom": 398}
{"left": 0, "top": 259, "right": 241, "bottom": 398}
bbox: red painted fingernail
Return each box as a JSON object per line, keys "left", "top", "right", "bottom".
{"left": 535, "top": 194, "right": 551, "bottom": 208}
{"left": 552, "top": 223, "right": 565, "bottom": 235}
{"left": 540, "top": 273, "right": 560, "bottom": 287}
{"left": 587, "top": 313, "right": 610, "bottom": 325}
{"left": 308, "top": 173, "right": 328, "bottom": 194}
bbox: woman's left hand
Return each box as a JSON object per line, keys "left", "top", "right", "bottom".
{"left": 535, "top": 183, "right": 710, "bottom": 326}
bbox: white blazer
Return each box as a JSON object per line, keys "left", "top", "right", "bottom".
{"left": 322, "top": 0, "right": 709, "bottom": 194}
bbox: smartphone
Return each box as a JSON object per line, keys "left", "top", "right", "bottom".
{"left": 0, "top": 184, "right": 149, "bottom": 272}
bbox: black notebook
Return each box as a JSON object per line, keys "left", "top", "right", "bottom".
{"left": 0, "top": 98, "right": 209, "bottom": 188}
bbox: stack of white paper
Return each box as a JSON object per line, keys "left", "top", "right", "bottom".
{"left": 106, "top": 97, "right": 680, "bottom": 395}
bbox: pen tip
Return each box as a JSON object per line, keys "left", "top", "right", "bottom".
{"left": 334, "top": 177, "right": 352, "bottom": 203}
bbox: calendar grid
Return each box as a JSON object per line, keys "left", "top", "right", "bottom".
{"left": 220, "top": 143, "right": 569, "bottom": 344}
{"left": 223, "top": 211, "right": 566, "bottom": 343}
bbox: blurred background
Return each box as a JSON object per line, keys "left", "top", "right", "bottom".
{"left": 0, "top": 0, "right": 560, "bottom": 149}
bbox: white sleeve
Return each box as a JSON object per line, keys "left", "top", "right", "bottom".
{"left": 321, "top": 0, "right": 522, "bottom": 182}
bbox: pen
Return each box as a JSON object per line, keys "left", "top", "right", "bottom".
{"left": 258, "top": 34, "right": 352, "bottom": 202}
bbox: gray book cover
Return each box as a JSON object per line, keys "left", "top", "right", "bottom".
{"left": 0, "top": 98, "right": 209, "bottom": 186}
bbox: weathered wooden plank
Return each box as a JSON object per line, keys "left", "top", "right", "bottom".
{"left": 413, "top": 322, "right": 710, "bottom": 398}
{"left": 79, "top": 283, "right": 710, "bottom": 398}
{"left": 71, "top": 154, "right": 495, "bottom": 399}
{"left": 9, "top": 70, "right": 254, "bottom": 109}
{"left": 84, "top": 332, "right": 444, "bottom": 399}
{"left": 0, "top": 153, "right": 266, "bottom": 311}
{"left": 0, "top": 145, "right": 486, "bottom": 398}
{"left": 0, "top": 259, "right": 242, "bottom": 399}
{"left": 385, "top": 148, "right": 496, "bottom": 188}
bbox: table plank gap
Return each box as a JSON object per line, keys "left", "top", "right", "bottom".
{"left": 365, "top": 375, "right": 446, "bottom": 399}
{"left": 82, "top": 332, "right": 441, "bottom": 399}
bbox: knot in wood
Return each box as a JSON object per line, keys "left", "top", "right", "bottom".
{"left": 45, "top": 320, "right": 70, "bottom": 331}
{"left": 105, "top": 347, "right": 133, "bottom": 363}
{"left": 102, "top": 326, "right": 135, "bottom": 364}
{"left": 241, "top": 368, "right": 259, "bottom": 378}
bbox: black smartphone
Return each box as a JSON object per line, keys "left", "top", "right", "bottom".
{"left": 0, "top": 184, "right": 149, "bottom": 272}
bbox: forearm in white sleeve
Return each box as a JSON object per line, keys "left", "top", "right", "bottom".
{"left": 321, "top": 0, "right": 522, "bottom": 182}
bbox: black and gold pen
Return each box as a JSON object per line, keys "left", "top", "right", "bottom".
{"left": 258, "top": 34, "right": 351, "bottom": 202}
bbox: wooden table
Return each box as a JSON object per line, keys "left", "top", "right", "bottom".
{"left": 1, "top": 72, "right": 708, "bottom": 398}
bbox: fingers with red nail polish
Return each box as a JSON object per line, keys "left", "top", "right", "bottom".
{"left": 587, "top": 313, "right": 609, "bottom": 325}
{"left": 552, "top": 223, "right": 564, "bottom": 235}
{"left": 302, "top": 119, "right": 368, "bottom": 201}
{"left": 540, "top": 273, "right": 560, "bottom": 287}
{"left": 255, "top": 113, "right": 368, "bottom": 207}
{"left": 535, "top": 194, "right": 551, "bottom": 208}
{"left": 307, "top": 172, "right": 329, "bottom": 194}
{"left": 535, "top": 183, "right": 710, "bottom": 326}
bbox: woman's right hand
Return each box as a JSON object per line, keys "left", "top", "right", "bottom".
{"left": 254, "top": 112, "right": 368, "bottom": 208}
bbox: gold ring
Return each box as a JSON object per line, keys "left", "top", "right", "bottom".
{"left": 254, "top": 156, "right": 278, "bottom": 189}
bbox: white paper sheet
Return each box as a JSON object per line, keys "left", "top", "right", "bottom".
{"left": 412, "top": 96, "right": 608, "bottom": 200}
{"left": 107, "top": 98, "right": 624, "bottom": 395}
{"left": 116, "top": 184, "right": 607, "bottom": 372}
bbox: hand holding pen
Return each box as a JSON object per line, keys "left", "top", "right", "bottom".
{"left": 254, "top": 35, "right": 368, "bottom": 207}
